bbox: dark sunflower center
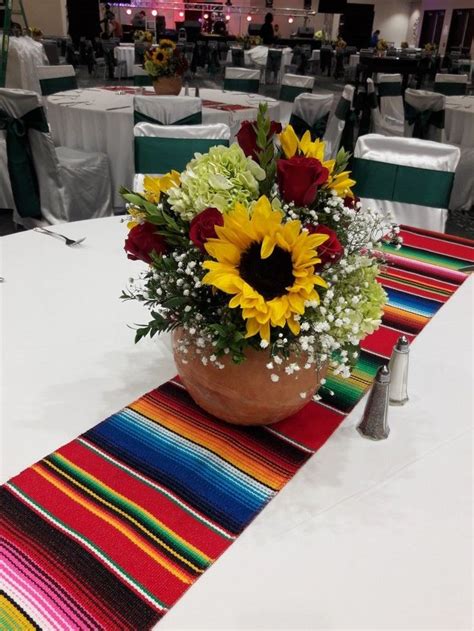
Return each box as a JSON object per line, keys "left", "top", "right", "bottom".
{"left": 239, "top": 242, "right": 294, "bottom": 301}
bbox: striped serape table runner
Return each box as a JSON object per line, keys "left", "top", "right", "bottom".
{"left": 1, "top": 226, "right": 473, "bottom": 629}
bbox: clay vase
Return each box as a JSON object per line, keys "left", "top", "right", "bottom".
{"left": 172, "top": 329, "right": 328, "bottom": 426}
{"left": 152, "top": 76, "right": 182, "bottom": 96}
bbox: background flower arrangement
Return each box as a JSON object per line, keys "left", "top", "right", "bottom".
{"left": 134, "top": 30, "right": 153, "bottom": 43}
{"left": 143, "top": 39, "right": 188, "bottom": 79}
{"left": 121, "top": 105, "right": 400, "bottom": 382}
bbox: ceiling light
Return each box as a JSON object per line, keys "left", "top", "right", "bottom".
{"left": 288, "top": 16, "right": 294, "bottom": 23}
{"left": 246, "top": 14, "right": 252, "bottom": 21}
{"left": 126, "top": 8, "right": 132, "bottom": 15}
{"left": 151, "top": 9, "right": 158, "bottom": 17}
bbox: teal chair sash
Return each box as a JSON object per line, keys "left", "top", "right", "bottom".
{"left": 377, "top": 82, "right": 402, "bottom": 98}
{"left": 133, "top": 110, "right": 202, "bottom": 126}
{"left": 289, "top": 112, "right": 329, "bottom": 141}
{"left": 404, "top": 102, "right": 445, "bottom": 140}
{"left": 39, "top": 75, "right": 78, "bottom": 96}
{"left": 0, "top": 106, "right": 49, "bottom": 219}
{"left": 434, "top": 81, "right": 467, "bottom": 96}
{"left": 133, "top": 74, "right": 153, "bottom": 87}
{"left": 279, "top": 85, "right": 309, "bottom": 102}
{"left": 223, "top": 78, "right": 259, "bottom": 94}
{"left": 352, "top": 157, "right": 454, "bottom": 209}
{"left": 135, "top": 136, "right": 229, "bottom": 174}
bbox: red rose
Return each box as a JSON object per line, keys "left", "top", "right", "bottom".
{"left": 124, "top": 222, "right": 167, "bottom": 264}
{"left": 343, "top": 195, "right": 360, "bottom": 210}
{"left": 237, "top": 120, "right": 282, "bottom": 161}
{"left": 189, "top": 207, "right": 224, "bottom": 251}
{"left": 306, "top": 224, "right": 344, "bottom": 267}
{"left": 277, "top": 156, "right": 329, "bottom": 207}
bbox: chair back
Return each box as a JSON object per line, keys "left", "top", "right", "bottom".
{"left": 134, "top": 122, "right": 231, "bottom": 177}
{"left": 37, "top": 65, "right": 77, "bottom": 96}
{"left": 377, "top": 73, "right": 403, "bottom": 122}
{"left": 323, "top": 84, "right": 355, "bottom": 158}
{"left": 231, "top": 47, "right": 245, "bottom": 67}
{"left": 134, "top": 42, "right": 148, "bottom": 64}
{"left": 266, "top": 49, "right": 282, "bottom": 72}
{"left": 224, "top": 67, "right": 260, "bottom": 93}
{"left": 133, "top": 64, "right": 152, "bottom": 86}
{"left": 133, "top": 96, "right": 202, "bottom": 126}
{"left": 279, "top": 73, "right": 314, "bottom": 102}
{"left": 352, "top": 133, "right": 460, "bottom": 232}
{"left": 366, "top": 78, "right": 403, "bottom": 137}
{"left": 289, "top": 93, "right": 334, "bottom": 140}
{"left": 404, "top": 88, "right": 445, "bottom": 142}
{"left": 434, "top": 73, "right": 468, "bottom": 96}
{"left": 0, "top": 88, "right": 66, "bottom": 225}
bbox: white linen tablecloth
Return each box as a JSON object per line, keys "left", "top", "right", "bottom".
{"left": 227, "top": 46, "right": 292, "bottom": 76}
{"left": 5, "top": 36, "right": 49, "bottom": 93}
{"left": 349, "top": 53, "right": 360, "bottom": 67}
{"left": 0, "top": 215, "right": 472, "bottom": 629}
{"left": 46, "top": 88, "right": 279, "bottom": 207}
{"left": 445, "top": 95, "right": 474, "bottom": 148}
{"left": 114, "top": 45, "right": 135, "bottom": 77}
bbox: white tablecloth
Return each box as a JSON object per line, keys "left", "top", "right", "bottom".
{"left": 114, "top": 45, "right": 135, "bottom": 77}
{"left": 350, "top": 53, "right": 360, "bottom": 67}
{"left": 0, "top": 215, "right": 472, "bottom": 629}
{"left": 311, "top": 49, "right": 321, "bottom": 62}
{"left": 5, "top": 36, "right": 49, "bottom": 93}
{"left": 46, "top": 88, "right": 280, "bottom": 207}
{"left": 226, "top": 45, "right": 292, "bottom": 76}
{"left": 445, "top": 95, "right": 474, "bottom": 148}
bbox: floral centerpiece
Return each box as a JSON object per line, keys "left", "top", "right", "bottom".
{"left": 27, "top": 27, "right": 43, "bottom": 41}
{"left": 134, "top": 30, "right": 154, "bottom": 43}
{"left": 423, "top": 42, "right": 437, "bottom": 53}
{"left": 400, "top": 41, "right": 409, "bottom": 49}
{"left": 143, "top": 39, "right": 188, "bottom": 95}
{"left": 336, "top": 38, "right": 347, "bottom": 50}
{"left": 376, "top": 38, "right": 389, "bottom": 54}
{"left": 121, "top": 106, "right": 400, "bottom": 425}
{"left": 237, "top": 35, "right": 262, "bottom": 50}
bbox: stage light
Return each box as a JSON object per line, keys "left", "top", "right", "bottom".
{"left": 225, "top": 14, "right": 230, "bottom": 20}
{"left": 203, "top": 12, "right": 209, "bottom": 19}
{"left": 151, "top": 9, "right": 158, "bottom": 17}
{"left": 288, "top": 16, "right": 294, "bottom": 23}
{"left": 179, "top": 10, "right": 184, "bottom": 17}
{"left": 126, "top": 8, "right": 132, "bottom": 15}
{"left": 246, "top": 14, "right": 252, "bottom": 21}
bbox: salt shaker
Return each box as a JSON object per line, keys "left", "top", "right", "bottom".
{"left": 195, "top": 85, "right": 200, "bottom": 97}
{"left": 184, "top": 82, "right": 189, "bottom": 96}
{"left": 388, "top": 335, "right": 409, "bottom": 405}
{"left": 357, "top": 365, "right": 391, "bottom": 440}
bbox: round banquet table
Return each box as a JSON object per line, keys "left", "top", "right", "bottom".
{"left": 46, "top": 88, "right": 280, "bottom": 208}
{"left": 1, "top": 216, "right": 472, "bottom": 630}
{"left": 445, "top": 95, "right": 474, "bottom": 148}
{"left": 114, "top": 45, "right": 135, "bottom": 77}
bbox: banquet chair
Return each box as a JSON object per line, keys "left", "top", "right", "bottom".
{"left": 37, "top": 65, "right": 77, "bottom": 96}
{"left": 0, "top": 88, "right": 112, "bottom": 227}
{"left": 224, "top": 67, "right": 260, "bottom": 93}
{"left": 404, "top": 88, "right": 445, "bottom": 142}
{"left": 133, "top": 64, "right": 152, "bottom": 86}
{"left": 265, "top": 49, "right": 283, "bottom": 85}
{"left": 231, "top": 48, "right": 245, "bottom": 68}
{"left": 434, "top": 73, "right": 468, "bottom": 96}
{"left": 323, "top": 84, "right": 355, "bottom": 158}
{"left": 279, "top": 74, "right": 314, "bottom": 102}
{"left": 133, "top": 122, "right": 231, "bottom": 189}
{"left": 377, "top": 73, "right": 404, "bottom": 123}
{"left": 367, "top": 78, "right": 403, "bottom": 137}
{"left": 133, "top": 96, "right": 202, "bottom": 126}
{"left": 289, "top": 93, "right": 334, "bottom": 140}
{"left": 352, "top": 133, "right": 460, "bottom": 232}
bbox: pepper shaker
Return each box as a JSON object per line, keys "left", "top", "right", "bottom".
{"left": 357, "top": 365, "right": 391, "bottom": 440}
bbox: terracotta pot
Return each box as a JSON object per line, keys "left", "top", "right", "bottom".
{"left": 152, "top": 76, "right": 182, "bottom": 96}
{"left": 172, "top": 329, "right": 328, "bottom": 426}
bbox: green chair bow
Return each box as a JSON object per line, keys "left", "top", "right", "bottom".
{"left": 289, "top": 112, "right": 329, "bottom": 141}
{"left": 404, "top": 102, "right": 444, "bottom": 140}
{"left": 133, "top": 110, "right": 202, "bottom": 126}
{"left": 0, "top": 107, "right": 49, "bottom": 219}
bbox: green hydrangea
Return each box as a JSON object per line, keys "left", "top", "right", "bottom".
{"left": 167, "top": 144, "right": 265, "bottom": 220}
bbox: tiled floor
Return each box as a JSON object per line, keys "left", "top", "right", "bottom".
{"left": 1, "top": 65, "right": 473, "bottom": 239}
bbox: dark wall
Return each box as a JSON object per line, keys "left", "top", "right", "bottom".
{"left": 339, "top": 3, "right": 374, "bottom": 49}
{"left": 66, "top": 0, "right": 101, "bottom": 42}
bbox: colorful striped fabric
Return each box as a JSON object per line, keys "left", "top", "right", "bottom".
{"left": 1, "top": 226, "right": 473, "bottom": 629}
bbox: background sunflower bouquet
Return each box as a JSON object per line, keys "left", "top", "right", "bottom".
{"left": 143, "top": 39, "right": 188, "bottom": 79}
{"left": 121, "top": 105, "right": 400, "bottom": 380}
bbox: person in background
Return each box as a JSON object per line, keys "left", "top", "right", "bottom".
{"left": 260, "top": 13, "right": 274, "bottom": 46}
{"left": 274, "top": 24, "right": 280, "bottom": 39}
{"left": 100, "top": 3, "right": 115, "bottom": 37}
{"left": 111, "top": 16, "right": 123, "bottom": 39}
{"left": 132, "top": 10, "right": 147, "bottom": 30}
{"left": 370, "top": 29, "right": 380, "bottom": 47}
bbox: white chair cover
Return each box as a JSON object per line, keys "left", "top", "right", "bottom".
{"left": 281, "top": 74, "right": 314, "bottom": 89}
{"left": 224, "top": 67, "right": 260, "bottom": 80}
{"left": 378, "top": 73, "right": 403, "bottom": 123}
{"left": 37, "top": 65, "right": 77, "bottom": 95}
{"left": 5, "top": 37, "right": 49, "bottom": 94}
{"left": 324, "top": 84, "right": 354, "bottom": 159}
{"left": 133, "top": 122, "right": 231, "bottom": 189}
{"left": 0, "top": 88, "right": 112, "bottom": 227}
{"left": 224, "top": 67, "right": 260, "bottom": 93}
{"left": 36, "top": 65, "right": 76, "bottom": 80}
{"left": 434, "top": 73, "right": 469, "bottom": 96}
{"left": 133, "top": 96, "right": 202, "bottom": 125}
{"left": 289, "top": 93, "right": 333, "bottom": 140}
{"left": 404, "top": 89, "right": 446, "bottom": 143}
{"left": 367, "top": 78, "right": 403, "bottom": 137}
{"left": 353, "top": 134, "right": 460, "bottom": 232}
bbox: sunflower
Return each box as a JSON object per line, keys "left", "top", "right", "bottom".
{"left": 127, "top": 171, "right": 180, "bottom": 228}
{"left": 202, "top": 196, "right": 329, "bottom": 341}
